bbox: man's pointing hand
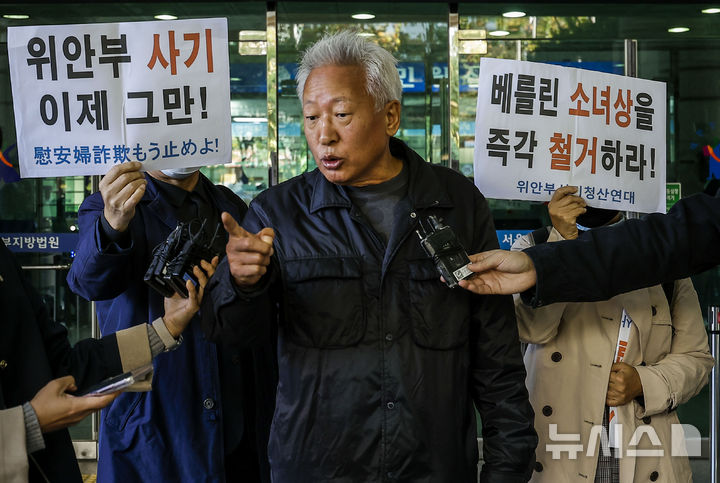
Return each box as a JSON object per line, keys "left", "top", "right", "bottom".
{"left": 222, "top": 212, "right": 275, "bottom": 287}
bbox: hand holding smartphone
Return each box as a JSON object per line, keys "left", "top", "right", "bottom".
{"left": 78, "top": 364, "right": 153, "bottom": 397}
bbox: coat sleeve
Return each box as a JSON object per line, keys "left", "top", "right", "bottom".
{"left": 511, "top": 229, "right": 569, "bottom": 345}
{"left": 0, "top": 406, "right": 28, "bottom": 483}
{"left": 201, "top": 202, "right": 277, "bottom": 347}
{"left": 66, "top": 193, "right": 148, "bottom": 301}
{"left": 634, "top": 278, "right": 715, "bottom": 417}
{"left": 469, "top": 193, "right": 537, "bottom": 483}
{"left": 523, "top": 193, "right": 720, "bottom": 306}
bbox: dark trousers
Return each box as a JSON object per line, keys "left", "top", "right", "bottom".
{"left": 224, "top": 432, "right": 261, "bottom": 482}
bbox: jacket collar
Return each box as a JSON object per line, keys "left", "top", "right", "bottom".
{"left": 143, "top": 172, "right": 229, "bottom": 229}
{"left": 309, "top": 137, "right": 454, "bottom": 213}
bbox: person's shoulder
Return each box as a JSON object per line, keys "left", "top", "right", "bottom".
{"left": 252, "top": 170, "right": 316, "bottom": 206}
{"left": 428, "top": 163, "right": 480, "bottom": 188}
{"left": 423, "top": 163, "right": 487, "bottom": 206}
{"left": 426, "top": 162, "right": 472, "bottom": 183}
{"left": 210, "top": 182, "right": 245, "bottom": 206}
{"left": 211, "top": 182, "right": 236, "bottom": 197}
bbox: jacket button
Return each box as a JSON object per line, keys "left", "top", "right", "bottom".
{"left": 643, "top": 416, "right": 652, "bottom": 424}
{"left": 231, "top": 355, "right": 241, "bottom": 365}
{"left": 650, "top": 471, "right": 659, "bottom": 481}
{"left": 387, "top": 402, "right": 395, "bottom": 410}
{"left": 551, "top": 352, "right": 562, "bottom": 362}
{"left": 534, "top": 461, "right": 543, "bottom": 472}
{"left": 385, "top": 333, "right": 393, "bottom": 342}
{"left": 203, "top": 398, "right": 215, "bottom": 410}
{"left": 0, "top": 360, "right": 6, "bottom": 370}
{"left": 542, "top": 405, "right": 553, "bottom": 417}
{"left": 410, "top": 212, "right": 417, "bottom": 219}
{"left": 651, "top": 306, "right": 657, "bottom": 316}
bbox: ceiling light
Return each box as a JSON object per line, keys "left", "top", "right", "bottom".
{"left": 702, "top": 7, "right": 720, "bottom": 14}
{"left": 502, "top": 11, "right": 526, "bottom": 18}
{"left": 3, "top": 14, "right": 29, "bottom": 19}
{"left": 239, "top": 30, "right": 265, "bottom": 41}
{"left": 668, "top": 27, "right": 690, "bottom": 33}
{"left": 352, "top": 13, "right": 375, "bottom": 20}
{"left": 489, "top": 30, "right": 511, "bottom": 37}
{"left": 154, "top": 14, "right": 178, "bottom": 21}
{"left": 232, "top": 117, "right": 267, "bottom": 123}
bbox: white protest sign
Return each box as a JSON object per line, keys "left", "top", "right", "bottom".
{"left": 8, "top": 18, "right": 231, "bottom": 178}
{"left": 474, "top": 58, "right": 666, "bottom": 213}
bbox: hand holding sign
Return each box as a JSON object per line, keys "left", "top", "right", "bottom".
{"left": 99, "top": 161, "right": 147, "bottom": 232}
{"left": 548, "top": 186, "right": 586, "bottom": 240}
{"left": 222, "top": 212, "right": 275, "bottom": 287}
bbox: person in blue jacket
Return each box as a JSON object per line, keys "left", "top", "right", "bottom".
{"left": 67, "top": 161, "right": 276, "bottom": 483}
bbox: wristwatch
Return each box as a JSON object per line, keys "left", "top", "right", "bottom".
{"left": 152, "top": 317, "right": 184, "bottom": 352}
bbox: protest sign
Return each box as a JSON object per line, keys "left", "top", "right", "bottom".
{"left": 8, "top": 18, "right": 231, "bottom": 178}
{"left": 474, "top": 58, "right": 666, "bottom": 213}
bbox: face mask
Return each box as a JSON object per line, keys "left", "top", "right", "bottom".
{"left": 160, "top": 167, "right": 199, "bottom": 179}
{"left": 576, "top": 207, "right": 621, "bottom": 231}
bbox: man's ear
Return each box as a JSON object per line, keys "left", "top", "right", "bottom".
{"left": 384, "top": 100, "right": 401, "bottom": 136}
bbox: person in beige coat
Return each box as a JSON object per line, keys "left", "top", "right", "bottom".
{"left": 512, "top": 186, "right": 714, "bottom": 483}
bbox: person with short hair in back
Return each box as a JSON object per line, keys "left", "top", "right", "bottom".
{"left": 202, "top": 31, "right": 537, "bottom": 483}
{"left": 512, "top": 186, "right": 713, "bottom": 483}
{"left": 67, "top": 160, "right": 275, "bottom": 483}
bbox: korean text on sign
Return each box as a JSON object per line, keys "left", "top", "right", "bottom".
{"left": 8, "top": 18, "right": 231, "bottom": 178}
{"left": 474, "top": 58, "right": 666, "bottom": 213}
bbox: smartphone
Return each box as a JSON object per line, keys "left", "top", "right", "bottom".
{"left": 78, "top": 364, "right": 153, "bottom": 397}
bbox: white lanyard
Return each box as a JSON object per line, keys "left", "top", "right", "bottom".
{"left": 608, "top": 308, "right": 633, "bottom": 449}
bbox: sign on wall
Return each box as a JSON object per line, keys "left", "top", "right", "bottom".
{"left": 474, "top": 58, "right": 667, "bottom": 213}
{"left": 1, "top": 233, "right": 78, "bottom": 253}
{"left": 666, "top": 182, "right": 682, "bottom": 212}
{"left": 8, "top": 18, "right": 231, "bottom": 178}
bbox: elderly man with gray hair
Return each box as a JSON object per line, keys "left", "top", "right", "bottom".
{"left": 202, "top": 31, "right": 537, "bottom": 483}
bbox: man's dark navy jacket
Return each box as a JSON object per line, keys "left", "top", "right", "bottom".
{"left": 203, "top": 138, "right": 537, "bottom": 483}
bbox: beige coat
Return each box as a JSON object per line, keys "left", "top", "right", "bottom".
{"left": 513, "top": 228, "right": 714, "bottom": 483}
{"left": 0, "top": 406, "right": 28, "bottom": 483}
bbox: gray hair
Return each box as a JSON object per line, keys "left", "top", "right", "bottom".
{"left": 296, "top": 31, "right": 402, "bottom": 111}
